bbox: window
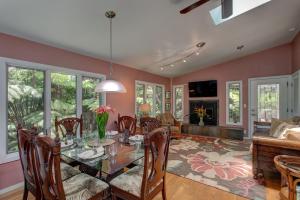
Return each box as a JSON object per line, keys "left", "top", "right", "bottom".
{"left": 0, "top": 57, "right": 105, "bottom": 163}
{"left": 173, "top": 85, "right": 184, "bottom": 120}
{"left": 82, "top": 76, "right": 102, "bottom": 134}
{"left": 135, "top": 81, "right": 165, "bottom": 117}
{"left": 7, "top": 65, "right": 45, "bottom": 153}
{"left": 226, "top": 81, "right": 242, "bottom": 125}
{"left": 51, "top": 73, "right": 76, "bottom": 135}
{"left": 257, "top": 84, "right": 279, "bottom": 122}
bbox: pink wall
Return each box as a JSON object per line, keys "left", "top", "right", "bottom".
{"left": 172, "top": 43, "right": 293, "bottom": 132}
{"left": 292, "top": 32, "right": 300, "bottom": 72}
{"left": 0, "top": 32, "right": 170, "bottom": 190}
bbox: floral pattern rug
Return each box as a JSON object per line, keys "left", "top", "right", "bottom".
{"left": 167, "top": 136, "right": 265, "bottom": 200}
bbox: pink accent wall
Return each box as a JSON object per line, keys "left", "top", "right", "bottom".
{"left": 292, "top": 32, "right": 300, "bottom": 72}
{"left": 172, "top": 43, "right": 293, "bottom": 132}
{"left": 0, "top": 32, "right": 170, "bottom": 190}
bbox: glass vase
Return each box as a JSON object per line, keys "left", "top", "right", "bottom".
{"left": 96, "top": 112, "right": 109, "bottom": 141}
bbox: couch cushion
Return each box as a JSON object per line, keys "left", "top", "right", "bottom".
{"left": 285, "top": 128, "right": 300, "bottom": 141}
{"left": 272, "top": 122, "right": 299, "bottom": 139}
{"left": 270, "top": 118, "right": 297, "bottom": 137}
{"left": 60, "top": 162, "right": 81, "bottom": 181}
{"left": 63, "top": 173, "right": 109, "bottom": 200}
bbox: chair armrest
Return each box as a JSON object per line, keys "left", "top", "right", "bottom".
{"left": 253, "top": 136, "right": 300, "bottom": 151}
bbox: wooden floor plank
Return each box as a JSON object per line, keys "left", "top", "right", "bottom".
{"left": 0, "top": 173, "right": 280, "bottom": 200}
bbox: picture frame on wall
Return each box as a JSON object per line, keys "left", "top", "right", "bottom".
{"left": 165, "top": 91, "right": 171, "bottom": 99}
{"left": 165, "top": 103, "right": 171, "bottom": 111}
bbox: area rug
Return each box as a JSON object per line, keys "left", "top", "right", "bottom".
{"left": 167, "top": 136, "right": 265, "bottom": 200}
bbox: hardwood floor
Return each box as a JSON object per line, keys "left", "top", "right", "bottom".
{"left": 0, "top": 173, "right": 281, "bottom": 200}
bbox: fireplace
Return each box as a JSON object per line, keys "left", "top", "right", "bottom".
{"left": 189, "top": 100, "right": 219, "bottom": 125}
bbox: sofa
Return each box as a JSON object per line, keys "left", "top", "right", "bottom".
{"left": 252, "top": 117, "right": 300, "bottom": 184}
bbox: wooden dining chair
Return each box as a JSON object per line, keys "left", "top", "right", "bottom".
{"left": 17, "top": 128, "right": 42, "bottom": 200}
{"left": 55, "top": 115, "right": 83, "bottom": 166}
{"left": 110, "top": 127, "right": 170, "bottom": 200}
{"left": 55, "top": 115, "right": 83, "bottom": 138}
{"left": 117, "top": 114, "right": 137, "bottom": 135}
{"left": 34, "top": 134, "right": 110, "bottom": 200}
{"left": 140, "top": 117, "right": 161, "bottom": 134}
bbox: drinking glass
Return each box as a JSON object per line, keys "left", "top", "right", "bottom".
{"left": 109, "top": 143, "right": 118, "bottom": 157}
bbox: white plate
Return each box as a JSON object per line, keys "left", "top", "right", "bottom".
{"left": 106, "top": 131, "right": 119, "bottom": 136}
{"left": 61, "top": 140, "right": 73, "bottom": 148}
{"left": 129, "top": 135, "right": 144, "bottom": 141}
{"left": 78, "top": 147, "right": 104, "bottom": 160}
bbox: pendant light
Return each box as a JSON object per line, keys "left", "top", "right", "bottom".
{"left": 95, "top": 11, "right": 127, "bottom": 93}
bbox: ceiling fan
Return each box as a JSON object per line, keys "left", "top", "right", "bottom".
{"left": 180, "top": 0, "right": 233, "bottom": 19}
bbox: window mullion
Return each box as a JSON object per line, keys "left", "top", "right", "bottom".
{"left": 0, "top": 60, "right": 7, "bottom": 162}
{"left": 44, "top": 71, "right": 51, "bottom": 135}
{"left": 76, "top": 75, "right": 82, "bottom": 138}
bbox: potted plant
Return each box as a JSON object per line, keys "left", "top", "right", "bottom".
{"left": 94, "top": 105, "right": 114, "bottom": 141}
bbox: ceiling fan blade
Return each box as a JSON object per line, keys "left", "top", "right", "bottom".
{"left": 221, "top": 0, "right": 233, "bottom": 19}
{"left": 180, "top": 0, "right": 210, "bottom": 14}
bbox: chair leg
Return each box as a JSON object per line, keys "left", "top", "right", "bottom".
{"left": 23, "top": 184, "right": 28, "bottom": 200}
{"left": 162, "top": 186, "right": 167, "bottom": 200}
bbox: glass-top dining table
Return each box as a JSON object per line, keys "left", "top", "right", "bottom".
{"left": 60, "top": 133, "right": 144, "bottom": 181}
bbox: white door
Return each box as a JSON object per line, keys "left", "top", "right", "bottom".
{"left": 248, "top": 76, "right": 291, "bottom": 137}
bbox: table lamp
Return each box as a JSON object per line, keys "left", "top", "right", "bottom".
{"left": 139, "top": 103, "right": 151, "bottom": 117}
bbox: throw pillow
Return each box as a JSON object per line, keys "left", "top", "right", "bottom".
{"left": 269, "top": 118, "right": 296, "bottom": 136}
{"left": 272, "top": 122, "right": 299, "bottom": 139}
{"left": 286, "top": 129, "right": 300, "bottom": 141}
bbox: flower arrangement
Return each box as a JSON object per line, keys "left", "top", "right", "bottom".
{"left": 194, "top": 106, "right": 206, "bottom": 126}
{"left": 194, "top": 106, "right": 206, "bottom": 118}
{"left": 94, "top": 105, "right": 115, "bottom": 140}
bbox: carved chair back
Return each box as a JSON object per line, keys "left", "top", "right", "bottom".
{"left": 117, "top": 114, "right": 137, "bottom": 135}
{"left": 141, "top": 127, "right": 170, "bottom": 199}
{"left": 17, "top": 128, "right": 41, "bottom": 199}
{"left": 140, "top": 117, "right": 161, "bottom": 134}
{"left": 34, "top": 135, "right": 66, "bottom": 200}
{"left": 55, "top": 115, "right": 83, "bottom": 138}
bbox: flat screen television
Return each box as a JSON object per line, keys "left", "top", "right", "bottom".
{"left": 189, "top": 80, "right": 217, "bottom": 97}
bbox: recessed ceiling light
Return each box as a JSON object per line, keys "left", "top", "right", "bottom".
{"left": 170, "top": 64, "right": 175, "bottom": 67}
{"left": 195, "top": 52, "right": 200, "bottom": 56}
{"left": 237, "top": 45, "right": 244, "bottom": 50}
{"left": 183, "top": 59, "right": 187, "bottom": 63}
{"left": 289, "top": 27, "right": 296, "bottom": 32}
{"left": 196, "top": 42, "right": 206, "bottom": 48}
{"left": 160, "top": 67, "right": 164, "bottom": 71}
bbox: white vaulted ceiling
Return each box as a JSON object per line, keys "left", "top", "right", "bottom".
{"left": 0, "top": 0, "right": 299, "bottom": 77}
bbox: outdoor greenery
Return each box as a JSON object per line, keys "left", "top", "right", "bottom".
{"left": 7, "top": 67, "right": 100, "bottom": 153}
{"left": 257, "top": 84, "right": 279, "bottom": 122}
{"left": 7, "top": 66, "right": 44, "bottom": 153}
{"left": 135, "top": 83, "right": 163, "bottom": 117}
{"left": 174, "top": 87, "right": 183, "bottom": 119}
{"left": 228, "top": 83, "right": 241, "bottom": 124}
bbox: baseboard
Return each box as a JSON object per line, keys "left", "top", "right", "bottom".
{"left": 0, "top": 182, "right": 24, "bottom": 196}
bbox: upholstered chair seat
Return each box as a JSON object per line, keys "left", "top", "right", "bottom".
{"left": 60, "top": 162, "right": 81, "bottom": 181}
{"left": 63, "top": 173, "right": 109, "bottom": 200}
{"left": 110, "top": 166, "right": 144, "bottom": 197}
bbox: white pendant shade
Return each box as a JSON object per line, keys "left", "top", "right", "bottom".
{"left": 95, "top": 79, "right": 127, "bottom": 93}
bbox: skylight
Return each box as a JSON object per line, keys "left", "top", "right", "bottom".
{"left": 210, "top": 0, "right": 271, "bottom": 25}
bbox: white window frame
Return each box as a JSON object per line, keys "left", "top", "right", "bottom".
{"left": 173, "top": 85, "right": 184, "bottom": 121}
{"left": 0, "top": 57, "right": 106, "bottom": 164}
{"left": 135, "top": 80, "right": 165, "bottom": 116}
{"left": 226, "top": 80, "right": 243, "bottom": 126}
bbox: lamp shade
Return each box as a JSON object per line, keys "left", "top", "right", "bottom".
{"left": 95, "top": 79, "right": 127, "bottom": 93}
{"left": 139, "top": 103, "right": 151, "bottom": 113}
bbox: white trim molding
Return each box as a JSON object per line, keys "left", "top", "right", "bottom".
{"left": 0, "top": 182, "right": 24, "bottom": 196}
{"left": 226, "top": 80, "right": 243, "bottom": 126}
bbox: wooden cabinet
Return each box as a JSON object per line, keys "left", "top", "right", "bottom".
{"left": 181, "top": 124, "right": 244, "bottom": 140}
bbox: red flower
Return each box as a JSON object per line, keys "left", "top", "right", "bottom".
{"left": 187, "top": 152, "right": 251, "bottom": 181}
{"left": 94, "top": 105, "right": 115, "bottom": 115}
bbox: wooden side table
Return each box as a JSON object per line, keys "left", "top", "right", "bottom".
{"left": 274, "top": 155, "right": 300, "bottom": 200}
